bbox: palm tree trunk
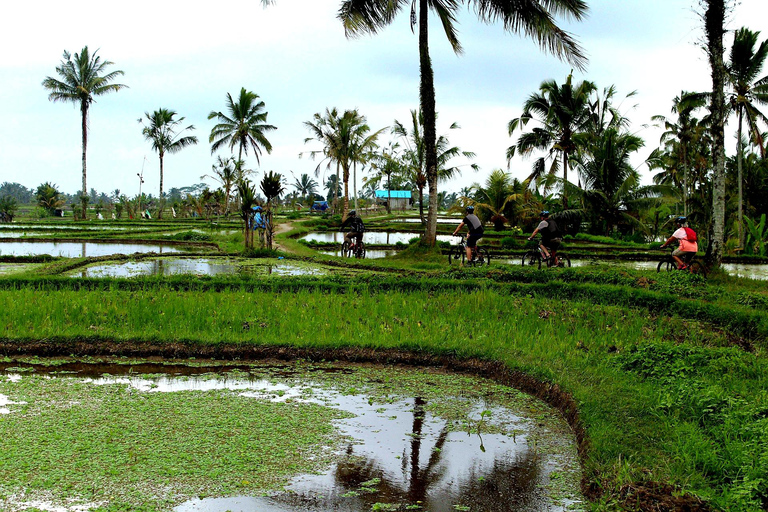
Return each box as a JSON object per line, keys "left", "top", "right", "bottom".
{"left": 81, "top": 101, "right": 88, "bottom": 220}
{"left": 343, "top": 163, "right": 350, "bottom": 216}
{"left": 335, "top": 161, "right": 340, "bottom": 213}
{"left": 158, "top": 152, "right": 164, "bottom": 220}
{"left": 737, "top": 108, "right": 744, "bottom": 247}
{"left": 419, "top": 0, "right": 438, "bottom": 245}
{"left": 682, "top": 147, "right": 688, "bottom": 217}
{"left": 353, "top": 162, "right": 359, "bottom": 212}
{"left": 386, "top": 174, "right": 392, "bottom": 215}
{"left": 704, "top": 0, "right": 727, "bottom": 267}
{"left": 562, "top": 151, "right": 568, "bottom": 209}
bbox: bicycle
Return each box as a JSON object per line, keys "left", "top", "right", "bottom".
{"left": 656, "top": 247, "right": 707, "bottom": 276}
{"left": 341, "top": 237, "right": 366, "bottom": 259}
{"left": 521, "top": 239, "right": 571, "bottom": 268}
{"left": 447, "top": 234, "right": 489, "bottom": 266}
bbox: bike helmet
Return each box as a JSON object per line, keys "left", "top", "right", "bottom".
{"left": 540, "top": 210, "right": 550, "bottom": 218}
{"left": 252, "top": 206, "right": 262, "bottom": 212}
{"left": 465, "top": 205, "right": 475, "bottom": 213}
{"left": 675, "top": 216, "right": 686, "bottom": 224}
{"left": 349, "top": 210, "right": 356, "bottom": 216}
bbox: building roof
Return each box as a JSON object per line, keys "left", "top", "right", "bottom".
{"left": 375, "top": 190, "right": 412, "bottom": 199}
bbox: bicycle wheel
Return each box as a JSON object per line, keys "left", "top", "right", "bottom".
{"left": 341, "top": 241, "right": 351, "bottom": 258}
{"left": 476, "top": 247, "right": 490, "bottom": 266}
{"left": 357, "top": 242, "right": 366, "bottom": 259}
{"left": 521, "top": 250, "right": 536, "bottom": 266}
{"left": 556, "top": 253, "right": 571, "bottom": 267}
{"left": 688, "top": 260, "right": 707, "bottom": 277}
{"left": 657, "top": 259, "right": 674, "bottom": 272}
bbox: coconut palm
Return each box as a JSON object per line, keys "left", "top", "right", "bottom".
{"left": 208, "top": 88, "right": 276, "bottom": 170}
{"left": 42, "top": 46, "right": 127, "bottom": 219}
{"left": 201, "top": 156, "right": 248, "bottom": 215}
{"left": 462, "top": 169, "right": 525, "bottom": 230}
{"left": 292, "top": 173, "right": 318, "bottom": 204}
{"left": 508, "top": 73, "right": 596, "bottom": 209}
{"left": 367, "top": 141, "right": 404, "bottom": 214}
{"left": 303, "top": 108, "right": 343, "bottom": 209}
{"left": 140, "top": 108, "right": 198, "bottom": 204}
{"left": 394, "top": 109, "right": 477, "bottom": 224}
{"left": 726, "top": 27, "right": 768, "bottom": 245}
{"left": 336, "top": 0, "right": 588, "bottom": 245}
{"left": 236, "top": 179, "right": 259, "bottom": 250}
{"left": 650, "top": 92, "right": 709, "bottom": 217}
{"left": 35, "top": 182, "right": 66, "bottom": 215}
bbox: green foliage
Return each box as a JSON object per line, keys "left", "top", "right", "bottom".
{"left": 500, "top": 236, "right": 521, "bottom": 249}
{"left": 165, "top": 231, "right": 212, "bottom": 242}
{"left": 744, "top": 214, "right": 767, "bottom": 256}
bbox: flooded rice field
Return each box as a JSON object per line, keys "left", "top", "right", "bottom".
{"left": 301, "top": 232, "right": 456, "bottom": 245}
{"left": 0, "top": 359, "right": 583, "bottom": 512}
{"left": 318, "top": 249, "right": 399, "bottom": 259}
{"left": 72, "top": 257, "right": 328, "bottom": 278}
{"left": 0, "top": 240, "right": 188, "bottom": 257}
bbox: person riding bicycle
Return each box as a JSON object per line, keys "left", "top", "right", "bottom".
{"left": 528, "top": 211, "right": 563, "bottom": 265}
{"left": 452, "top": 205, "right": 484, "bottom": 262}
{"left": 340, "top": 209, "right": 365, "bottom": 250}
{"left": 660, "top": 216, "right": 698, "bottom": 270}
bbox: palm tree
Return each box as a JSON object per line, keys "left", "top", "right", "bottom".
{"left": 335, "top": 0, "right": 587, "bottom": 245}
{"left": 463, "top": 169, "right": 524, "bottom": 230}
{"left": 236, "top": 179, "right": 259, "bottom": 250}
{"left": 292, "top": 173, "right": 318, "bottom": 204}
{"left": 702, "top": 0, "right": 728, "bottom": 267}
{"left": 570, "top": 128, "right": 655, "bottom": 235}
{"left": 303, "top": 108, "right": 343, "bottom": 209}
{"left": 42, "top": 46, "right": 127, "bottom": 219}
{"left": 35, "top": 182, "right": 65, "bottom": 216}
{"left": 394, "top": 109, "right": 477, "bottom": 224}
{"left": 726, "top": 27, "right": 768, "bottom": 246}
{"left": 367, "top": 141, "right": 403, "bottom": 214}
{"left": 208, "top": 88, "right": 277, "bottom": 171}
{"left": 651, "top": 92, "right": 709, "bottom": 217}
{"left": 140, "top": 108, "right": 198, "bottom": 204}
{"left": 260, "top": 171, "right": 285, "bottom": 250}
{"left": 201, "top": 156, "right": 247, "bottom": 215}
{"left": 508, "top": 73, "right": 596, "bottom": 209}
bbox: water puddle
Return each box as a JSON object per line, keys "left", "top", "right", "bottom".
{"left": 0, "top": 360, "right": 583, "bottom": 512}
{"left": 72, "top": 258, "right": 327, "bottom": 278}
{"left": 500, "top": 258, "right": 768, "bottom": 280}
{"left": 302, "top": 232, "right": 456, "bottom": 245}
{"left": 319, "top": 249, "right": 399, "bottom": 259}
{"left": 0, "top": 241, "right": 187, "bottom": 257}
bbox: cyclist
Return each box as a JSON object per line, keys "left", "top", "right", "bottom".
{"left": 660, "top": 216, "right": 698, "bottom": 270}
{"left": 452, "top": 205, "right": 484, "bottom": 262}
{"left": 340, "top": 209, "right": 365, "bottom": 252}
{"left": 528, "top": 211, "right": 562, "bottom": 266}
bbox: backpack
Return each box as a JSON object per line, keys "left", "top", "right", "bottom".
{"left": 683, "top": 227, "right": 697, "bottom": 242}
{"left": 543, "top": 219, "right": 561, "bottom": 240}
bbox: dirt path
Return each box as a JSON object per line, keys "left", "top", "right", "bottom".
{"left": 272, "top": 220, "right": 295, "bottom": 253}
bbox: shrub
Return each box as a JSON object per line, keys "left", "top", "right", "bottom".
{"left": 500, "top": 237, "right": 520, "bottom": 249}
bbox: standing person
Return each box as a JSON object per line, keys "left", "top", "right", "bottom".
{"left": 452, "top": 205, "right": 484, "bottom": 262}
{"left": 528, "top": 211, "right": 562, "bottom": 265}
{"left": 660, "top": 216, "right": 698, "bottom": 269}
{"left": 340, "top": 210, "right": 365, "bottom": 250}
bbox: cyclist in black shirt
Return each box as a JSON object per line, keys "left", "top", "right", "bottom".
{"left": 340, "top": 210, "right": 365, "bottom": 248}
{"left": 528, "top": 211, "right": 563, "bottom": 265}
{"left": 452, "top": 205, "right": 484, "bottom": 262}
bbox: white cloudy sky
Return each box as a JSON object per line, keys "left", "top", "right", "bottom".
{"left": 1, "top": 0, "right": 766, "bottom": 199}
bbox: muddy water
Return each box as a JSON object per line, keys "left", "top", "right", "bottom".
{"left": 0, "top": 240, "right": 186, "bottom": 257}
{"left": 0, "top": 360, "right": 583, "bottom": 512}
{"left": 75, "top": 258, "right": 326, "bottom": 277}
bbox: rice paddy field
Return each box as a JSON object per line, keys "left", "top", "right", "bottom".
{"left": 1, "top": 212, "right": 768, "bottom": 511}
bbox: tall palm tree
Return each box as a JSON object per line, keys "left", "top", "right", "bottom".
{"left": 335, "top": 0, "right": 588, "bottom": 245}
{"left": 208, "top": 88, "right": 276, "bottom": 171}
{"left": 463, "top": 169, "right": 524, "bottom": 230}
{"left": 140, "top": 108, "right": 198, "bottom": 202}
{"left": 651, "top": 92, "right": 709, "bottom": 217}
{"left": 394, "top": 109, "right": 477, "bottom": 224}
{"left": 726, "top": 27, "right": 768, "bottom": 245}
{"left": 367, "top": 141, "right": 403, "bottom": 214}
{"left": 42, "top": 46, "right": 127, "bottom": 219}
{"left": 703, "top": 0, "right": 728, "bottom": 267}
{"left": 303, "top": 107, "right": 343, "bottom": 209}
{"left": 508, "top": 73, "right": 596, "bottom": 209}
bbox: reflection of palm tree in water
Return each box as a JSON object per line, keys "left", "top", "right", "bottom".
{"left": 330, "top": 397, "right": 545, "bottom": 511}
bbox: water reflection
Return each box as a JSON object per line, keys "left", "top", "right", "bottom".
{"left": 319, "top": 249, "right": 398, "bottom": 259}
{"left": 302, "top": 232, "right": 455, "bottom": 245}
{"left": 77, "top": 258, "right": 325, "bottom": 278}
{"left": 0, "top": 240, "right": 184, "bottom": 257}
